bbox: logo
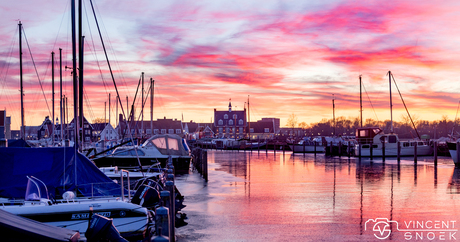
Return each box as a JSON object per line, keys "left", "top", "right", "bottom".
{"left": 365, "top": 218, "right": 458, "bottom": 240}
{"left": 365, "top": 218, "right": 398, "bottom": 239}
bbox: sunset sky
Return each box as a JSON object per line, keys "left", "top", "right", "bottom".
{"left": 1, "top": 0, "right": 460, "bottom": 130}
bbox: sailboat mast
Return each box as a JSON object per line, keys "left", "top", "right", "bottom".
{"left": 332, "top": 94, "right": 336, "bottom": 136}
{"left": 141, "top": 72, "right": 144, "bottom": 139}
{"left": 60, "top": 48, "right": 63, "bottom": 143}
{"left": 150, "top": 78, "right": 154, "bottom": 136}
{"left": 52, "top": 51, "right": 55, "bottom": 141}
{"left": 359, "top": 75, "right": 362, "bottom": 128}
{"left": 19, "top": 21, "right": 25, "bottom": 139}
{"left": 109, "top": 93, "right": 111, "bottom": 125}
{"left": 78, "top": 0, "right": 84, "bottom": 148}
{"left": 389, "top": 71, "right": 393, "bottom": 133}
{"left": 248, "top": 95, "right": 250, "bottom": 141}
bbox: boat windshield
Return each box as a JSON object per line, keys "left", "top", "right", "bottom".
{"left": 25, "top": 176, "right": 49, "bottom": 201}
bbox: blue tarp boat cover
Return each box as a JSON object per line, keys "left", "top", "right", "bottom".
{"left": 0, "top": 147, "right": 122, "bottom": 199}
{"left": 7, "top": 139, "right": 30, "bottom": 148}
{"left": 0, "top": 209, "right": 80, "bottom": 242}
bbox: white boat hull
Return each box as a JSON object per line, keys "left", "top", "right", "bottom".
{"left": 0, "top": 199, "right": 149, "bottom": 237}
{"left": 355, "top": 144, "right": 432, "bottom": 157}
{"left": 289, "top": 144, "right": 325, "bottom": 153}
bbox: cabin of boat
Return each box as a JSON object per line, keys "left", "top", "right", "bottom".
{"left": 355, "top": 127, "right": 432, "bottom": 156}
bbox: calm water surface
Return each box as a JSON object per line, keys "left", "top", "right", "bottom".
{"left": 175, "top": 150, "right": 460, "bottom": 241}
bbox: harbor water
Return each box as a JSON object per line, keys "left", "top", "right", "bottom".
{"left": 175, "top": 150, "right": 460, "bottom": 241}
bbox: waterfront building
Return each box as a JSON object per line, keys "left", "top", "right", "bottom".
{"left": 214, "top": 101, "right": 247, "bottom": 139}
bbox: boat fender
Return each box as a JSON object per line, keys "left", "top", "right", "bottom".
{"left": 63, "top": 191, "right": 76, "bottom": 201}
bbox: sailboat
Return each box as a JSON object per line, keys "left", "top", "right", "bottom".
{"left": 354, "top": 72, "right": 432, "bottom": 157}
{"left": 0, "top": 1, "right": 153, "bottom": 239}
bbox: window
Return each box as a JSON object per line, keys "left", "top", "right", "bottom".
{"left": 131, "top": 129, "right": 135, "bottom": 134}
{"left": 388, "top": 135, "right": 397, "bottom": 143}
{"left": 250, "top": 128, "right": 254, "bottom": 133}
{"left": 233, "top": 114, "right": 237, "bottom": 119}
{"left": 239, "top": 128, "right": 243, "bottom": 134}
{"left": 224, "top": 114, "right": 228, "bottom": 119}
{"left": 154, "top": 129, "right": 159, "bottom": 134}
{"left": 226, "top": 128, "right": 229, "bottom": 133}
{"left": 264, "top": 128, "right": 270, "bottom": 133}
{"left": 239, "top": 119, "right": 243, "bottom": 125}
{"left": 85, "top": 137, "right": 90, "bottom": 141}
{"left": 176, "top": 129, "right": 181, "bottom": 134}
{"left": 168, "top": 138, "right": 179, "bottom": 151}
{"left": 168, "top": 129, "right": 174, "bottom": 134}
{"left": 229, "top": 120, "right": 234, "bottom": 125}
{"left": 359, "top": 129, "right": 368, "bottom": 137}
{"left": 146, "top": 129, "right": 152, "bottom": 134}
{"left": 161, "top": 129, "right": 166, "bottom": 134}
{"left": 84, "top": 124, "right": 89, "bottom": 128}
{"left": 219, "top": 127, "right": 223, "bottom": 134}
{"left": 218, "top": 119, "right": 223, "bottom": 125}
{"left": 129, "top": 150, "right": 145, "bottom": 156}
{"left": 138, "top": 129, "right": 143, "bottom": 134}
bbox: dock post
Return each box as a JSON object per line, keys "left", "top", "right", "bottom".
{"left": 283, "top": 142, "right": 285, "bottom": 155}
{"left": 165, "top": 179, "right": 175, "bottom": 242}
{"left": 434, "top": 141, "right": 438, "bottom": 166}
{"left": 397, "top": 141, "right": 401, "bottom": 163}
{"left": 347, "top": 141, "right": 351, "bottom": 158}
{"left": 358, "top": 143, "right": 361, "bottom": 159}
{"left": 370, "top": 141, "right": 373, "bottom": 160}
{"left": 314, "top": 141, "right": 317, "bottom": 156}
{"left": 454, "top": 142, "right": 460, "bottom": 166}
{"left": 258, "top": 137, "right": 260, "bottom": 153}
{"left": 266, "top": 140, "right": 268, "bottom": 154}
{"left": 303, "top": 140, "right": 306, "bottom": 154}
{"left": 338, "top": 141, "right": 342, "bottom": 157}
{"left": 203, "top": 149, "right": 208, "bottom": 182}
{"left": 382, "top": 141, "right": 385, "bottom": 162}
{"left": 330, "top": 141, "right": 333, "bottom": 156}
{"left": 274, "top": 143, "right": 276, "bottom": 155}
{"left": 414, "top": 142, "right": 417, "bottom": 164}
{"left": 155, "top": 206, "right": 170, "bottom": 239}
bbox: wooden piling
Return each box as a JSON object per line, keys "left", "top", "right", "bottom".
{"left": 414, "top": 142, "right": 417, "bottom": 164}
{"left": 382, "top": 141, "right": 385, "bottom": 162}
{"left": 397, "top": 141, "right": 401, "bottom": 163}
{"left": 370, "top": 141, "right": 373, "bottom": 160}
{"left": 434, "top": 141, "right": 438, "bottom": 166}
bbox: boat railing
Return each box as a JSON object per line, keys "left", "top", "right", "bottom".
{"left": 120, "top": 169, "right": 131, "bottom": 201}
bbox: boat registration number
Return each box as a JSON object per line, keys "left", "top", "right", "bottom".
{"left": 71, "top": 212, "right": 111, "bottom": 219}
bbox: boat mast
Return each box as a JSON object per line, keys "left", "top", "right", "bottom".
{"left": 78, "top": 0, "right": 84, "bottom": 148}
{"left": 150, "top": 78, "right": 154, "bottom": 136}
{"left": 108, "top": 93, "right": 111, "bottom": 125}
{"left": 19, "top": 21, "right": 24, "bottom": 139}
{"left": 332, "top": 94, "right": 335, "bottom": 136}
{"left": 247, "top": 95, "right": 250, "bottom": 141}
{"left": 388, "top": 71, "right": 394, "bottom": 133}
{"left": 359, "top": 75, "right": 362, "bottom": 128}
{"left": 60, "top": 48, "right": 63, "bottom": 143}
{"left": 52, "top": 51, "right": 55, "bottom": 142}
{"left": 141, "top": 72, "right": 144, "bottom": 139}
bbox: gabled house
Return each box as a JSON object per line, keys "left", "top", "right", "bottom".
{"left": 37, "top": 116, "right": 54, "bottom": 140}
{"left": 68, "top": 116, "right": 93, "bottom": 142}
{"left": 99, "top": 123, "right": 118, "bottom": 141}
{"left": 214, "top": 101, "right": 247, "bottom": 139}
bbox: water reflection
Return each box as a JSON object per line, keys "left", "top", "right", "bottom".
{"left": 181, "top": 151, "right": 459, "bottom": 241}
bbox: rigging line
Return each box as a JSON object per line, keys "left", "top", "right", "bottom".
{"left": 22, "top": 27, "right": 51, "bottom": 117}
{"left": 89, "top": 0, "right": 143, "bottom": 175}
{"left": 84, "top": 6, "right": 109, "bottom": 96}
{"left": 389, "top": 72, "right": 420, "bottom": 139}
{"left": 51, "top": 0, "right": 70, "bottom": 53}
{"left": 361, "top": 82, "right": 379, "bottom": 122}
{"left": 132, "top": 81, "right": 153, "bottom": 132}
{"left": 92, "top": 1, "right": 129, "bottom": 98}
{"left": 451, "top": 100, "right": 460, "bottom": 136}
{"left": 0, "top": 26, "right": 18, "bottom": 123}
{"left": 83, "top": 89, "right": 96, "bottom": 123}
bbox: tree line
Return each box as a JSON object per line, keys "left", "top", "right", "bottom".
{"left": 286, "top": 114, "right": 459, "bottom": 139}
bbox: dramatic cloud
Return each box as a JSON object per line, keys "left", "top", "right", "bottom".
{"left": 1, "top": 0, "right": 460, "bottom": 129}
